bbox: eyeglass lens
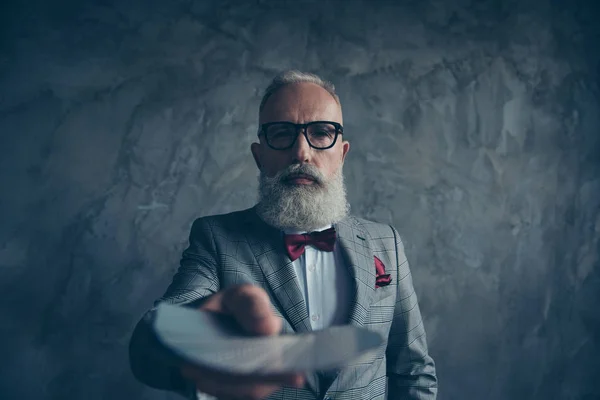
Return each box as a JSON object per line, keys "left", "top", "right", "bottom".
{"left": 265, "top": 122, "right": 338, "bottom": 149}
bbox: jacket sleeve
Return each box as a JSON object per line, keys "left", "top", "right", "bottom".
{"left": 386, "top": 225, "right": 438, "bottom": 399}
{"left": 128, "top": 217, "right": 220, "bottom": 398}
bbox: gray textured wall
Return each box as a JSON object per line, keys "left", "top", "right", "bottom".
{"left": 1, "top": 0, "right": 599, "bottom": 399}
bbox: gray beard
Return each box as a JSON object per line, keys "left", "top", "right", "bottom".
{"left": 256, "top": 163, "right": 350, "bottom": 232}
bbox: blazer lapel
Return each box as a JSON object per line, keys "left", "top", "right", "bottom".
{"left": 317, "top": 217, "right": 376, "bottom": 394}
{"left": 334, "top": 217, "right": 376, "bottom": 328}
{"left": 242, "top": 208, "right": 313, "bottom": 334}
{"left": 242, "top": 209, "right": 321, "bottom": 396}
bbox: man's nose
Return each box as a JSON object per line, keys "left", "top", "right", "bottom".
{"left": 291, "top": 130, "right": 312, "bottom": 163}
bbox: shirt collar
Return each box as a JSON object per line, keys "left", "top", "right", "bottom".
{"left": 282, "top": 224, "right": 333, "bottom": 235}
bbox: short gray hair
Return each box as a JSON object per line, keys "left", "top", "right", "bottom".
{"left": 259, "top": 70, "right": 340, "bottom": 113}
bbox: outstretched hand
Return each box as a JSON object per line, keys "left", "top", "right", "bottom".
{"left": 179, "top": 284, "right": 304, "bottom": 400}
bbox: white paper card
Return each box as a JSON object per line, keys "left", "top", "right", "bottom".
{"left": 153, "top": 303, "right": 384, "bottom": 375}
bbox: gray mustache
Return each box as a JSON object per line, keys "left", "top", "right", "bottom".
{"left": 278, "top": 164, "right": 324, "bottom": 184}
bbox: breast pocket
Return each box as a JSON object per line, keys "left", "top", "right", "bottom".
{"left": 372, "top": 284, "right": 396, "bottom": 305}
{"left": 369, "top": 286, "right": 396, "bottom": 325}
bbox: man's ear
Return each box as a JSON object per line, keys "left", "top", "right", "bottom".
{"left": 250, "top": 142, "right": 262, "bottom": 170}
{"left": 341, "top": 140, "right": 350, "bottom": 162}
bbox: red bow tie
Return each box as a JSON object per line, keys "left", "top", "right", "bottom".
{"left": 284, "top": 227, "right": 337, "bottom": 261}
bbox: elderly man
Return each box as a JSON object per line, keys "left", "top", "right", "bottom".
{"left": 129, "top": 71, "right": 438, "bottom": 400}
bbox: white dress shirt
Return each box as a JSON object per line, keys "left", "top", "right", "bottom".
{"left": 283, "top": 226, "right": 352, "bottom": 330}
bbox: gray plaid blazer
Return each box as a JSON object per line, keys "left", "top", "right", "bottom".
{"left": 129, "top": 207, "right": 437, "bottom": 400}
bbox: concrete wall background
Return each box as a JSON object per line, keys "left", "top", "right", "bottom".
{"left": 0, "top": 1, "right": 599, "bottom": 399}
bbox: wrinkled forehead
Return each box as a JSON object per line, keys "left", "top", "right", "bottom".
{"left": 259, "top": 83, "right": 343, "bottom": 125}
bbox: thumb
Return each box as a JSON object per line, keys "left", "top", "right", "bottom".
{"left": 200, "top": 285, "right": 282, "bottom": 336}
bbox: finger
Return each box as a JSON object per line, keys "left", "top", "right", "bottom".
{"left": 197, "top": 290, "right": 227, "bottom": 313}
{"left": 222, "top": 285, "right": 281, "bottom": 336}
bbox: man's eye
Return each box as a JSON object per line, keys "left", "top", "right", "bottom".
{"left": 313, "top": 130, "right": 331, "bottom": 136}
{"left": 311, "top": 129, "right": 334, "bottom": 138}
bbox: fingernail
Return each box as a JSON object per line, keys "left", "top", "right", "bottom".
{"left": 293, "top": 375, "right": 305, "bottom": 387}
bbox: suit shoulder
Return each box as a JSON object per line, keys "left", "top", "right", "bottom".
{"left": 190, "top": 207, "right": 255, "bottom": 230}
{"left": 349, "top": 215, "right": 396, "bottom": 238}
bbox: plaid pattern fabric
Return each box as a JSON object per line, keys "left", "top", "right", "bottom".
{"left": 129, "top": 207, "right": 437, "bottom": 400}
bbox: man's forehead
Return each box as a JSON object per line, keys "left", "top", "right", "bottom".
{"left": 259, "top": 82, "right": 343, "bottom": 124}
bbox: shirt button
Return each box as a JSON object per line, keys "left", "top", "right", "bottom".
{"left": 311, "top": 314, "right": 319, "bottom": 321}
{"left": 308, "top": 264, "right": 316, "bottom": 272}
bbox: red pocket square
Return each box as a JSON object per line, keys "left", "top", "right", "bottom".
{"left": 374, "top": 256, "right": 392, "bottom": 288}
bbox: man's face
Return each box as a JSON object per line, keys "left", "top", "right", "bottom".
{"left": 251, "top": 82, "right": 350, "bottom": 181}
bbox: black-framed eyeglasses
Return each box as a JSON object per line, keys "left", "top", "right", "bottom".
{"left": 258, "top": 121, "right": 344, "bottom": 150}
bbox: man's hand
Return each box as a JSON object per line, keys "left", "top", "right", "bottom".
{"left": 179, "top": 285, "right": 304, "bottom": 399}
